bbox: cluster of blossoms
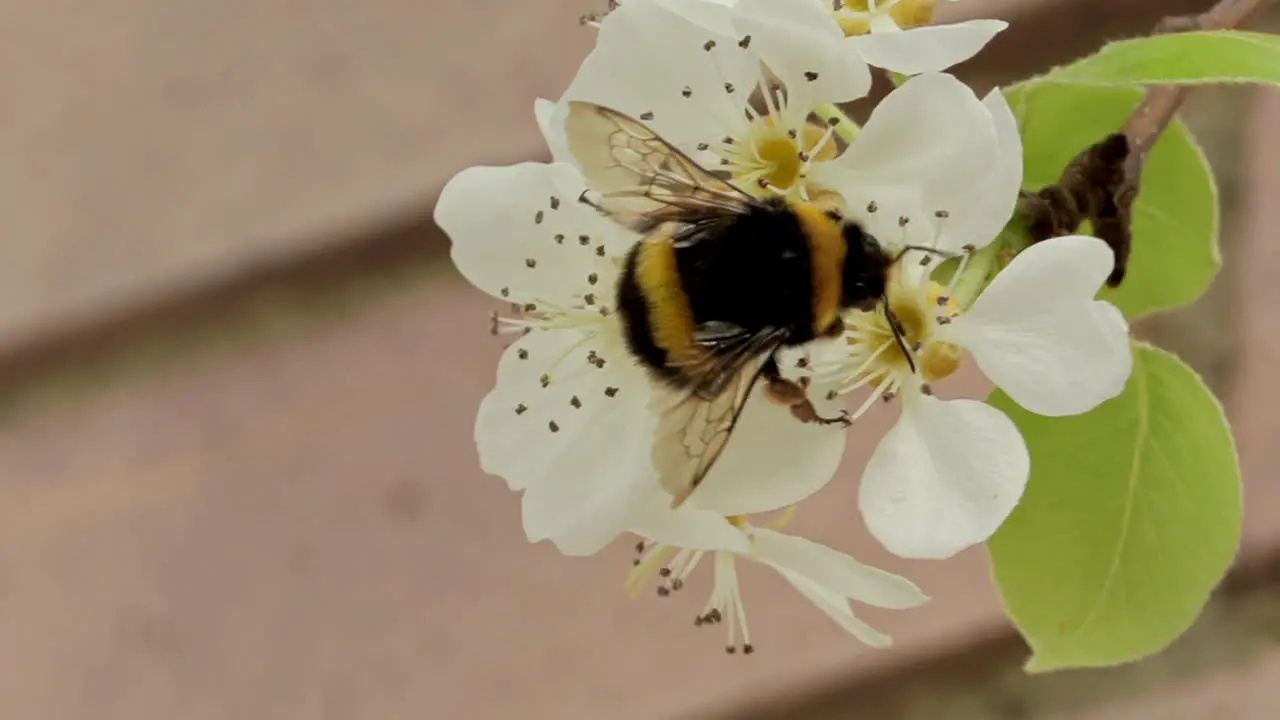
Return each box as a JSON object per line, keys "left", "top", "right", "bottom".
{"left": 436, "top": 0, "right": 1133, "bottom": 654}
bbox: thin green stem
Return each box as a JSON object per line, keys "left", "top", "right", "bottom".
{"left": 813, "top": 103, "right": 860, "bottom": 144}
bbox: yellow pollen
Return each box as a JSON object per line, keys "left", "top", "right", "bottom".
{"left": 726, "top": 515, "right": 748, "bottom": 528}
{"left": 836, "top": 0, "right": 937, "bottom": 36}
{"left": 847, "top": 271, "right": 965, "bottom": 384}
{"left": 736, "top": 119, "right": 839, "bottom": 195}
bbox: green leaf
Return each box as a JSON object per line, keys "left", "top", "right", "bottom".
{"left": 987, "top": 343, "right": 1242, "bottom": 672}
{"left": 1005, "top": 82, "right": 1220, "bottom": 319}
{"left": 1045, "top": 31, "right": 1280, "bottom": 87}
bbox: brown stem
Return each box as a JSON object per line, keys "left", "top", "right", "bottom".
{"left": 1022, "top": 0, "right": 1274, "bottom": 287}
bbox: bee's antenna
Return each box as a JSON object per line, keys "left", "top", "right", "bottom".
{"left": 883, "top": 299, "right": 917, "bottom": 375}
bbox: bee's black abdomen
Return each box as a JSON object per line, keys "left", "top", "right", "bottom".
{"left": 676, "top": 200, "right": 818, "bottom": 345}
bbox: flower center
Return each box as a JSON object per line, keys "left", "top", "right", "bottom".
{"left": 835, "top": 0, "right": 937, "bottom": 35}
{"left": 812, "top": 262, "right": 965, "bottom": 421}
{"left": 727, "top": 119, "right": 840, "bottom": 196}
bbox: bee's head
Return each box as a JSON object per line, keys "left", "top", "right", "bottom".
{"left": 840, "top": 222, "right": 890, "bottom": 312}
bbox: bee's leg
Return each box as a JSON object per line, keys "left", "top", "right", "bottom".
{"left": 761, "top": 355, "right": 852, "bottom": 428}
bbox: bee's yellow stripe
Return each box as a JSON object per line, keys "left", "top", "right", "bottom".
{"left": 634, "top": 228, "right": 704, "bottom": 367}
{"left": 790, "top": 202, "right": 847, "bottom": 336}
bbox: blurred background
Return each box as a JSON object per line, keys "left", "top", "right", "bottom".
{"left": 0, "top": 0, "right": 1277, "bottom": 717}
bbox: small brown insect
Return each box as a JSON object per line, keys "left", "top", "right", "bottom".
{"left": 1020, "top": 133, "right": 1136, "bottom": 287}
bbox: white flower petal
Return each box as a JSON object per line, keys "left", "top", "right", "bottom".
{"left": 860, "top": 393, "right": 1029, "bottom": 559}
{"left": 534, "top": 98, "right": 572, "bottom": 164}
{"left": 561, "top": 0, "right": 756, "bottom": 146}
{"left": 436, "top": 162, "right": 622, "bottom": 303}
{"left": 730, "top": 0, "right": 871, "bottom": 108}
{"left": 929, "top": 88, "right": 1023, "bottom": 253}
{"left": 688, "top": 385, "right": 846, "bottom": 515}
{"left": 825, "top": 73, "right": 998, "bottom": 206}
{"left": 751, "top": 529, "right": 928, "bottom": 608}
{"left": 945, "top": 235, "right": 1133, "bottom": 416}
{"left": 627, "top": 492, "right": 753, "bottom": 553}
{"left": 475, "top": 326, "right": 659, "bottom": 553}
{"left": 847, "top": 19, "right": 1007, "bottom": 74}
{"left": 771, "top": 566, "right": 895, "bottom": 647}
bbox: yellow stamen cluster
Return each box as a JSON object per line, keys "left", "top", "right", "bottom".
{"left": 845, "top": 265, "right": 964, "bottom": 387}
{"left": 835, "top": 0, "right": 937, "bottom": 36}
{"left": 722, "top": 118, "right": 839, "bottom": 198}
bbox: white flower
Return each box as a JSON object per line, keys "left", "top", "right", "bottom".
{"left": 623, "top": 495, "right": 928, "bottom": 652}
{"left": 436, "top": 160, "right": 656, "bottom": 556}
{"left": 553, "top": 0, "right": 1002, "bottom": 242}
{"left": 834, "top": 1, "right": 1008, "bottom": 75}
{"left": 818, "top": 236, "right": 1133, "bottom": 561}
{"left": 435, "top": 151, "right": 849, "bottom": 555}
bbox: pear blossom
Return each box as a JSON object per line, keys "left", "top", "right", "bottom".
{"left": 555, "top": 0, "right": 1002, "bottom": 246}
{"left": 808, "top": 82, "right": 1131, "bottom": 560}
{"left": 817, "top": 236, "right": 1133, "bottom": 560}
{"left": 833, "top": 1, "right": 1008, "bottom": 76}
{"left": 435, "top": 155, "right": 847, "bottom": 556}
{"left": 623, "top": 493, "right": 927, "bottom": 652}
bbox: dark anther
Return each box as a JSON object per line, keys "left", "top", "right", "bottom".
{"left": 919, "top": 255, "right": 932, "bottom": 266}
{"left": 724, "top": 82, "right": 736, "bottom": 93}
{"left": 796, "top": 357, "right": 810, "bottom": 369}
{"left": 579, "top": 234, "right": 591, "bottom": 246}
{"left": 639, "top": 110, "right": 655, "bottom": 121}
{"left": 787, "top": 128, "right": 798, "bottom": 139}
{"left": 696, "top": 142, "right": 709, "bottom": 151}
{"left": 936, "top": 295, "right": 950, "bottom": 306}
{"left": 962, "top": 243, "right": 977, "bottom": 252}
{"left": 540, "top": 373, "right": 551, "bottom": 388}
{"left": 920, "top": 383, "right": 934, "bottom": 396}
{"left": 827, "top": 116, "right": 840, "bottom": 126}
{"left": 587, "top": 272, "right": 599, "bottom": 285}
{"left": 605, "top": 386, "right": 619, "bottom": 397}
{"left": 500, "top": 287, "right": 510, "bottom": 297}
{"left": 550, "top": 196, "right": 561, "bottom": 210}
{"left": 548, "top": 420, "right": 560, "bottom": 432}
{"left": 517, "top": 348, "right": 529, "bottom": 360}
{"left": 707, "top": 608, "right": 722, "bottom": 623}
{"left": 703, "top": 39, "right": 716, "bottom": 51}
{"left": 866, "top": 201, "right": 879, "bottom": 213}
{"left": 584, "top": 293, "right": 596, "bottom": 305}
{"left": 658, "top": 567, "right": 671, "bottom": 577}
{"left": 826, "top": 389, "right": 838, "bottom": 401}
{"left": 936, "top": 316, "right": 952, "bottom": 325}
{"left": 657, "top": 586, "right": 671, "bottom": 597}
{"left": 488, "top": 312, "right": 500, "bottom": 336}
{"left": 635, "top": 540, "right": 646, "bottom": 553}
{"left": 897, "top": 216, "right": 910, "bottom": 227}
{"left": 535, "top": 210, "right": 544, "bottom": 224}
{"left": 882, "top": 393, "right": 894, "bottom": 403}
{"left": 797, "top": 376, "right": 811, "bottom": 388}
{"left": 570, "top": 395, "right": 582, "bottom": 409}
{"left": 525, "top": 258, "right": 537, "bottom": 268}
{"left": 720, "top": 158, "right": 731, "bottom": 166}
{"left": 757, "top": 177, "right": 770, "bottom": 189}
{"left": 554, "top": 233, "right": 565, "bottom": 244}
{"left": 723, "top": 136, "right": 735, "bottom": 145}
{"left": 682, "top": 86, "right": 693, "bottom": 98}
{"left": 803, "top": 70, "right": 819, "bottom": 81}
{"left": 694, "top": 616, "right": 705, "bottom": 627}
{"left": 633, "top": 559, "right": 641, "bottom": 566}
{"left": 738, "top": 35, "right": 751, "bottom": 48}
{"left": 671, "top": 578, "right": 684, "bottom": 591}
{"left": 515, "top": 403, "right": 528, "bottom": 415}
{"left": 592, "top": 356, "right": 607, "bottom": 369}
{"left": 797, "top": 151, "right": 810, "bottom": 162}
{"left": 596, "top": 246, "right": 606, "bottom": 257}
{"left": 743, "top": 644, "right": 755, "bottom": 655}
{"left": 725, "top": 646, "right": 737, "bottom": 655}
{"left": 935, "top": 209, "right": 950, "bottom": 218}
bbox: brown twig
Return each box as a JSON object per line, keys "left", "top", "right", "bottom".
{"left": 1022, "top": 0, "right": 1274, "bottom": 287}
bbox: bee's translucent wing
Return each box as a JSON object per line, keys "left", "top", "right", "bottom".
{"left": 650, "top": 325, "right": 791, "bottom": 508}
{"left": 564, "top": 101, "right": 758, "bottom": 232}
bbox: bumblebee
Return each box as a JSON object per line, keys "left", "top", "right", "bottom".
{"left": 565, "top": 101, "right": 900, "bottom": 508}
